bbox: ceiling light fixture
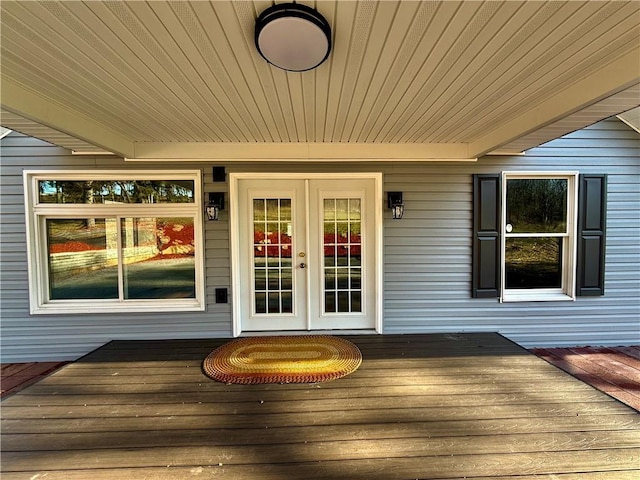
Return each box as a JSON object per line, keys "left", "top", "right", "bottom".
{"left": 255, "top": 2, "right": 332, "bottom": 72}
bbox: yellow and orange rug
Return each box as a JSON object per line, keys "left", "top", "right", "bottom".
{"left": 202, "top": 336, "right": 362, "bottom": 384}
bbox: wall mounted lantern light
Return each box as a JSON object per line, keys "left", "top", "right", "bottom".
{"left": 255, "top": 2, "right": 332, "bottom": 72}
{"left": 206, "top": 192, "right": 225, "bottom": 221}
{"left": 387, "top": 192, "right": 404, "bottom": 219}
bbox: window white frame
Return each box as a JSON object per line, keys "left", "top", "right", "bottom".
{"left": 24, "top": 170, "right": 205, "bottom": 314}
{"left": 500, "top": 172, "right": 579, "bottom": 303}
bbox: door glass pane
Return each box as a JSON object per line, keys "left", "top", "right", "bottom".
{"left": 252, "top": 198, "right": 293, "bottom": 314}
{"left": 506, "top": 179, "right": 567, "bottom": 233}
{"left": 46, "top": 218, "right": 118, "bottom": 299}
{"left": 505, "top": 237, "right": 562, "bottom": 289}
{"left": 122, "top": 217, "right": 196, "bottom": 299}
{"left": 323, "top": 198, "right": 362, "bottom": 313}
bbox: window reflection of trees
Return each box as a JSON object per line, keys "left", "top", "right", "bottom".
{"left": 38, "top": 180, "right": 194, "bottom": 204}
{"left": 506, "top": 179, "right": 567, "bottom": 233}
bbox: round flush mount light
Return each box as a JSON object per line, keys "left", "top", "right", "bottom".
{"left": 255, "top": 3, "right": 332, "bottom": 72}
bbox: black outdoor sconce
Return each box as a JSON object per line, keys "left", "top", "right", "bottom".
{"left": 206, "top": 192, "right": 225, "bottom": 221}
{"left": 387, "top": 192, "right": 404, "bottom": 219}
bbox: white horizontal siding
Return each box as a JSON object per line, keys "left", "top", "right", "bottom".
{"left": 0, "top": 118, "right": 638, "bottom": 361}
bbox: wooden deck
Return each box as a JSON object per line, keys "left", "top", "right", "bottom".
{"left": 1, "top": 333, "right": 639, "bottom": 479}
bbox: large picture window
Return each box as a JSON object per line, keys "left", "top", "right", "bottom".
{"left": 25, "top": 171, "right": 204, "bottom": 314}
{"left": 501, "top": 173, "right": 578, "bottom": 302}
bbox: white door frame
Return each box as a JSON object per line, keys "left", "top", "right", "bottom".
{"left": 229, "top": 172, "right": 383, "bottom": 336}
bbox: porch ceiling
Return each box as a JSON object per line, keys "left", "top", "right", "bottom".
{"left": 1, "top": 1, "right": 639, "bottom": 160}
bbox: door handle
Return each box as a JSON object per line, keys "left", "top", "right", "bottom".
{"left": 299, "top": 263, "right": 306, "bottom": 269}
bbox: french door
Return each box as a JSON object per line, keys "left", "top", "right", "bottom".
{"left": 231, "top": 175, "right": 381, "bottom": 334}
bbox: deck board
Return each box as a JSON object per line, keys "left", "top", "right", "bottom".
{"left": 2, "top": 333, "right": 639, "bottom": 479}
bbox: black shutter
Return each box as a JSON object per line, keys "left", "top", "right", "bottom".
{"left": 472, "top": 174, "right": 501, "bottom": 298}
{"left": 576, "top": 174, "right": 607, "bottom": 296}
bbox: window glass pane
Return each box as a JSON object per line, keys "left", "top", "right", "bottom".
{"left": 38, "top": 180, "right": 194, "bottom": 204}
{"left": 506, "top": 179, "right": 567, "bottom": 233}
{"left": 122, "top": 217, "right": 196, "bottom": 299}
{"left": 47, "top": 218, "right": 118, "bottom": 299}
{"left": 505, "top": 237, "right": 562, "bottom": 289}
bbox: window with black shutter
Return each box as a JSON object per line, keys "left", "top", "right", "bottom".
{"left": 472, "top": 172, "right": 606, "bottom": 301}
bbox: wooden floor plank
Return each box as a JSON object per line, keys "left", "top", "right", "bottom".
{"left": 2, "top": 449, "right": 639, "bottom": 480}
{"left": 598, "top": 347, "right": 640, "bottom": 370}
{"left": 535, "top": 348, "right": 640, "bottom": 410}
{"left": 4, "top": 403, "right": 637, "bottom": 436}
{"left": 30, "top": 370, "right": 580, "bottom": 387}
{"left": 3, "top": 431, "right": 640, "bottom": 471}
{"left": 616, "top": 346, "right": 640, "bottom": 360}
{"left": 1, "top": 363, "right": 35, "bottom": 376}
{"left": 0, "top": 386, "right": 607, "bottom": 408}
{"left": 0, "top": 392, "right": 622, "bottom": 420}
{"left": 475, "top": 474, "right": 640, "bottom": 480}
{"left": 3, "top": 415, "right": 639, "bottom": 451}
{"left": 0, "top": 362, "right": 67, "bottom": 398}
{"left": 3, "top": 470, "right": 639, "bottom": 480}
{"left": 2, "top": 378, "right": 602, "bottom": 401}
{"left": 567, "top": 348, "right": 640, "bottom": 384}
{"left": 2, "top": 401, "right": 633, "bottom": 437}
{"left": 535, "top": 349, "right": 632, "bottom": 389}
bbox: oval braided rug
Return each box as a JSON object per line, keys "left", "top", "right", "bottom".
{"left": 202, "top": 336, "right": 362, "bottom": 384}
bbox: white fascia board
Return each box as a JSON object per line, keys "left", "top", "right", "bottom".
{"left": 0, "top": 127, "right": 12, "bottom": 139}
{"left": 468, "top": 46, "right": 640, "bottom": 158}
{"left": 617, "top": 106, "right": 640, "bottom": 133}
{"left": 0, "top": 77, "right": 135, "bottom": 158}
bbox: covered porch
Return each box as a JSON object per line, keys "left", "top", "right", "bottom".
{"left": 1, "top": 333, "right": 639, "bottom": 479}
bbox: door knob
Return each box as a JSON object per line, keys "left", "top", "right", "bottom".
{"left": 299, "top": 263, "right": 306, "bottom": 269}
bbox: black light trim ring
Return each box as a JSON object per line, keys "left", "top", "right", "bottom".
{"left": 255, "top": 3, "right": 332, "bottom": 72}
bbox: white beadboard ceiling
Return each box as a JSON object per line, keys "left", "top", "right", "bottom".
{"left": 0, "top": 0, "right": 638, "bottom": 161}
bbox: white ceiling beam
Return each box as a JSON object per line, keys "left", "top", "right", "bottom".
{"left": 0, "top": 77, "right": 136, "bottom": 158}
{"left": 468, "top": 46, "right": 640, "bottom": 158}
{"left": 129, "top": 141, "right": 475, "bottom": 161}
